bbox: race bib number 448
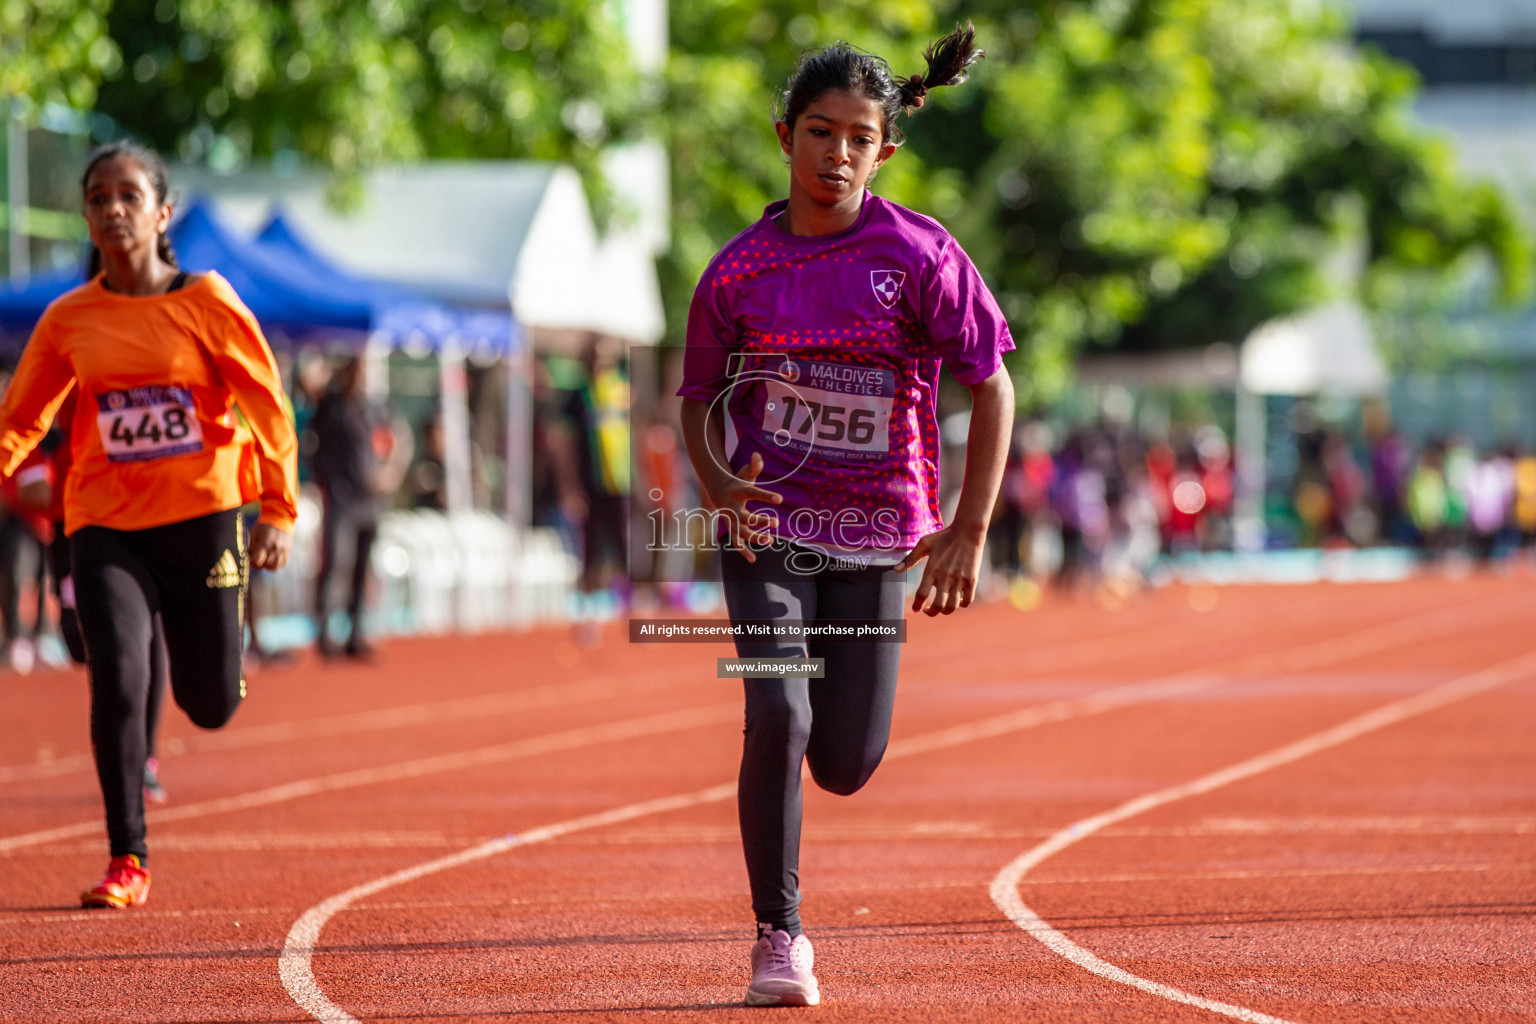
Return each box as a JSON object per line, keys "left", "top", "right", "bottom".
{"left": 96, "top": 386, "right": 205, "bottom": 463}
{"left": 759, "top": 359, "right": 895, "bottom": 462}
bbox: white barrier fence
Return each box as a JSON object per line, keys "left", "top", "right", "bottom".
{"left": 257, "top": 493, "right": 579, "bottom": 644}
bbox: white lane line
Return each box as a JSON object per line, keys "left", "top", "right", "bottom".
{"left": 2, "top": 591, "right": 1434, "bottom": 851}
{"left": 988, "top": 648, "right": 1536, "bottom": 1024}
{"left": 0, "top": 667, "right": 689, "bottom": 785}
{"left": 885, "top": 595, "right": 1499, "bottom": 760}
{"left": 27, "top": 817, "right": 1536, "bottom": 856}
{"left": 539, "top": 816, "right": 1536, "bottom": 844}
{"left": 0, "top": 754, "right": 96, "bottom": 785}
{"left": 0, "top": 606, "right": 1231, "bottom": 786}
{"left": 275, "top": 601, "right": 1518, "bottom": 1023}
{"left": 279, "top": 781, "right": 736, "bottom": 1024}
{"left": 0, "top": 704, "right": 738, "bottom": 854}
{"left": 21, "top": 862, "right": 1521, "bottom": 930}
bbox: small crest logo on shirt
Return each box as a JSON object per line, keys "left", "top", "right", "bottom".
{"left": 870, "top": 269, "right": 906, "bottom": 308}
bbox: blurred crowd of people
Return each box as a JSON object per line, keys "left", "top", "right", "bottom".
{"left": 985, "top": 420, "right": 1236, "bottom": 589}
{"left": 1341, "top": 431, "right": 1536, "bottom": 563}
{"left": 7, "top": 338, "right": 1536, "bottom": 667}
{"left": 0, "top": 349, "right": 443, "bottom": 673}
{"left": 984, "top": 415, "right": 1536, "bottom": 591}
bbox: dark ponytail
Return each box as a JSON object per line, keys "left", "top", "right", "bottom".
{"left": 897, "top": 23, "right": 984, "bottom": 110}
{"left": 81, "top": 141, "right": 178, "bottom": 278}
{"left": 781, "top": 21, "right": 985, "bottom": 145}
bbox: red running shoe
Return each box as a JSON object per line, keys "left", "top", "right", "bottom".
{"left": 80, "top": 855, "right": 152, "bottom": 909}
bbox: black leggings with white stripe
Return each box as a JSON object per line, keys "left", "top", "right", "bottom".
{"left": 721, "top": 541, "right": 905, "bottom": 937}
{"left": 71, "top": 508, "right": 248, "bottom": 861}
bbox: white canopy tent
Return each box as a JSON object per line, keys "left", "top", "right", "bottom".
{"left": 176, "top": 161, "right": 666, "bottom": 347}
{"left": 1239, "top": 301, "right": 1387, "bottom": 397}
{"left": 176, "top": 161, "right": 667, "bottom": 526}
{"left": 1233, "top": 301, "right": 1389, "bottom": 551}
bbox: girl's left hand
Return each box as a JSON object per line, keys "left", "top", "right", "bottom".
{"left": 896, "top": 522, "right": 986, "bottom": 616}
{"left": 249, "top": 522, "right": 293, "bottom": 571}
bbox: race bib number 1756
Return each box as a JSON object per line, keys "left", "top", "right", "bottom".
{"left": 759, "top": 359, "right": 895, "bottom": 462}
{"left": 96, "top": 386, "right": 205, "bottom": 463}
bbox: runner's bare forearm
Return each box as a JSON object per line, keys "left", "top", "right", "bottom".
{"left": 950, "top": 368, "right": 1014, "bottom": 537}
{"left": 680, "top": 397, "right": 732, "bottom": 507}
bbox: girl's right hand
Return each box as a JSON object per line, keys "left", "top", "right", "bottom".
{"left": 708, "top": 451, "right": 783, "bottom": 563}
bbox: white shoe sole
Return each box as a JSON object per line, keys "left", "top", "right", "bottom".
{"left": 745, "top": 983, "right": 820, "bottom": 1007}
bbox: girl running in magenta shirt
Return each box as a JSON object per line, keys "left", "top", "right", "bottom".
{"left": 678, "top": 24, "right": 1014, "bottom": 1007}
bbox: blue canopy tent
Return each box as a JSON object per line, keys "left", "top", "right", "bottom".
{"left": 0, "top": 267, "right": 91, "bottom": 344}
{"left": 0, "top": 200, "right": 519, "bottom": 357}
{"left": 0, "top": 201, "right": 525, "bottom": 517}
{"left": 254, "top": 212, "right": 518, "bottom": 359}
{"left": 254, "top": 211, "right": 527, "bottom": 515}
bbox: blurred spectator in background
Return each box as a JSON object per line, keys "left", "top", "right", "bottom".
{"left": 1293, "top": 431, "right": 1332, "bottom": 548}
{"left": 554, "top": 335, "right": 632, "bottom": 630}
{"left": 1407, "top": 440, "right": 1448, "bottom": 557}
{"left": 1101, "top": 435, "right": 1161, "bottom": 587}
{"left": 1018, "top": 421, "right": 1058, "bottom": 576}
{"left": 309, "top": 356, "right": 394, "bottom": 660}
{"left": 1195, "top": 426, "right": 1234, "bottom": 550}
{"left": 291, "top": 352, "right": 331, "bottom": 488}
{"left": 1465, "top": 446, "right": 1515, "bottom": 564}
{"left": 0, "top": 443, "right": 55, "bottom": 673}
{"left": 1366, "top": 404, "right": 1412, "bottom": 545}
{"left": 1442, "top": 436, "right": 1475, "bottom": 550}
{"left": 969, "top": 398, "right": 1536, "bottom": 575}
{"left": 1322, "top": 431, "right": 1370, "bottom": 547}
{"left": 1051, "top": 432, "right": 1109, "bottom": 586}
{"left": 1514, "top": 446, "right": 1536, "bottom": 552}
{"left": 1145, "top": 437, "right": 1176, "bottom": 550}
{"left": 988, "top": 422, "right": 1028, "bottom": 579}
{"left": 406, "top": 417, "right": 448, "bottom": 511}
{"left": 1167, "top": 443, "right": 1208, "bottom": 554}
{"left": 529, "top": 360, "right": 566, "bottom": 536}
{"left": 640, "top": 416, "right": 689, "bottom": 599}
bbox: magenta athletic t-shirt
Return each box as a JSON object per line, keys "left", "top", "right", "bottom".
{"left": 680, "top": 193, "right": 1014, "bottom": 559}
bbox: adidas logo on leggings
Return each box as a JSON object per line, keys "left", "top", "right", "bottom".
{"left": 206, "top": 549, "right": 241, "bottom": 589}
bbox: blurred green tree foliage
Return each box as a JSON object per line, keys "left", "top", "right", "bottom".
{"left": 665, "top": 0, "right": 1529, "bottom": 403}
{"left": 2, "top": 0, "right": 118, "bottom": 112}
{"left": 11, "top": 0, "right": 1526, "bottom": 402}
{"left": 28, "top": 0, "right": 642, "bottom": 211}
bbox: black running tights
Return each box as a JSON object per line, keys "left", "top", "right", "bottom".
{"left": 71, "top": 508, "right": 247, "bottom": 861}
{"left": 50, "top": 531, "right": 169, "bottom": 762}
{"left": 721, "top": 542, "right": 905, "bottom": 937}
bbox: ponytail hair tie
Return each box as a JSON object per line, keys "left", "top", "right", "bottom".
{"left": 902, "top": 21, "right": 984, "bottom": 114}
{"left": 900, "top": 74, "right": 928, "bottom": 109}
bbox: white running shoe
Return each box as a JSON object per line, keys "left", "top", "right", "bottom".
{"left": 746, "top": 925, "right": 820, "bottom": 1007}
{"left": 7, "top": 638, "right": 34, "bottom": 675}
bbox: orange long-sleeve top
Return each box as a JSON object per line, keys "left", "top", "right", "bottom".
{"left": 0, "top": 272, "right": 299, "bottom": 535}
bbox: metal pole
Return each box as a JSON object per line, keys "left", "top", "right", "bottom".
{"left": 438, "top": 337, "right": 473, "bottom": 515}
{"left": 1233, "top": 383, "right": 1266, "bottom": 553}
{"left": 504, "top": 347, "right": 532, "bottom": 528}
{"left": 7, "top": 104, "right": 28, "bottom": 282}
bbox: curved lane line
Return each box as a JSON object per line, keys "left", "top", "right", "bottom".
{"left": 0, "top": 595, "right": 1506, "bottom": 856}
{"left": 988, "top": 648, "right": 1536, "bottom": 1024}
{"left": 0, "top": 704, "right": 738, "bottom": 854}
{"left": 276, "top": 600, "right": 1523, "bottom": 1023}
{"left": 0, "top": 612, "right": 1206, "bottom": 785}
{"left": 0, "top": 666, "right": 689, "bottom": 785}
{"left": 279, "top": 782, "right": 736, "bottom": 1024}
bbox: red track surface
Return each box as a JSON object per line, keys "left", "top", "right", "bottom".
{"left": 2, "top": 576, "right": 1534, "bottom": 1022}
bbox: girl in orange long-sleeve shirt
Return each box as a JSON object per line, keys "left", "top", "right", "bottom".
{"left": 0, "top": 142, "right": 298, "bottom": 909}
